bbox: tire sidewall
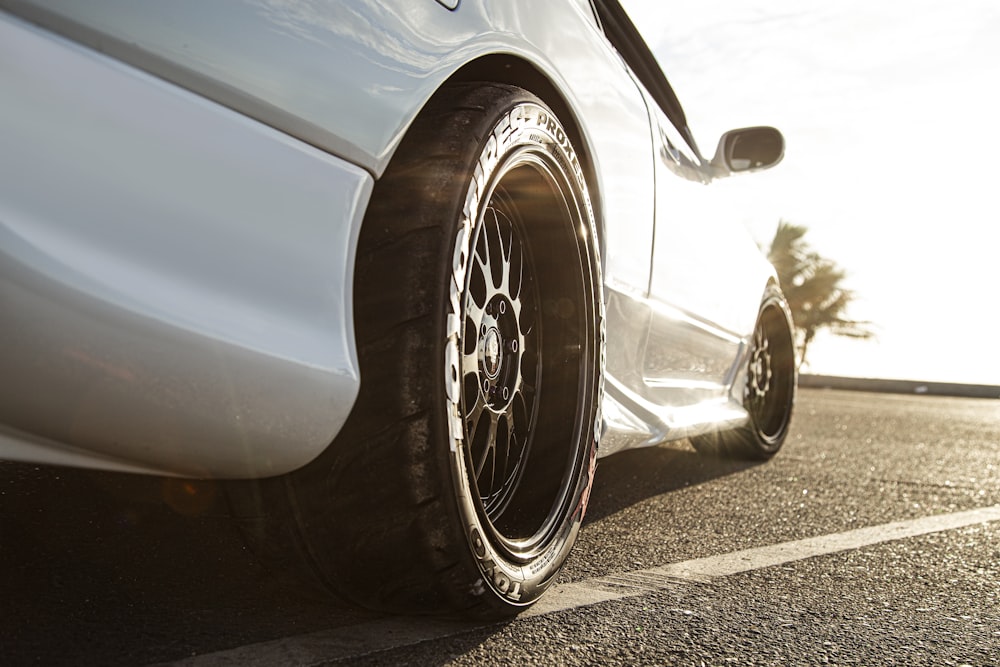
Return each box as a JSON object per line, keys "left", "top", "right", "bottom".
{"left": 442, "top": 98, "right": 603, "bottom": 609}
{"left": 750, "top": 287, "right": 796, "bottom": 453}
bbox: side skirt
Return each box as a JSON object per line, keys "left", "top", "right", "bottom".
{"left": 599, "top": 288, "right": 752, "bottom": 457}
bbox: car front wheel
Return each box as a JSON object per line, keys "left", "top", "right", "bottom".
{"left": 689, "top": 286, "right": 796, "bottom": 460}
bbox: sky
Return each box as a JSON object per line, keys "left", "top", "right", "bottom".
{"left": 621, "top": 0, "right": 1000, "bottom": 385}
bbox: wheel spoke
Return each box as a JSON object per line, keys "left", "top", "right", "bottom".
{"left": 495, "top": 416, "right": 511, "bottom": 489}
{"left": 465, "top": 285, "right": 486, "bottom": 324}
{"left": 483, "top": 207, "right": 502, "bottom": 290}
{"left": 477, "top": 414, "right": 499, "bottom": 490}
{"left": 497, "top": 212, "right": 514, "bottom": 297}
{"left": 469, "top": 251, "right": 489, "bottom": 310}
{"left": 509, "top": 227, "right": 524, "bottom": 302}
{"left": 459, "top": 182, "right": 554, "bottom": 533}
{"left": 466, "top": 383, "right": 488, "bottom": 444}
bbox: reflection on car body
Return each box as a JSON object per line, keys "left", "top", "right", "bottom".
{"left": 0, "top": 0, "right": 795, "bottom": 617}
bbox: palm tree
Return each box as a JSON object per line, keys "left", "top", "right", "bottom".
{"left": 768, "top": 221, "right": 874, "bottom": 369}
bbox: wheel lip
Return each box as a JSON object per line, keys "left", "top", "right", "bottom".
{"left": 441, "top": 97, "right": 603, "bottom": 609}
{"left": 460, "top": 146, "right": 594, "bottom": 563}
{"left": 747, "top": 294, "right": 796, "bottom": 448}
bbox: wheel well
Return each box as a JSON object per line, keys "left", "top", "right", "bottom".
{"left": 445, "top": 56, "right": 607, "bottom": 264}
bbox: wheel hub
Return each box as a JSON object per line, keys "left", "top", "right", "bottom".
{"left": 748, "top": 331, "right": 772, "bottom": 401}
{"left": 478, "top": 295, "right": 521, "bottom": 411}
{"left": 482, "top": 327, "right": 502, "bottom": 378}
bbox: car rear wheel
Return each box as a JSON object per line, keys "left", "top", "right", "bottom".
{"left": 689, "top": 286, "right": 795, "bottom": 460}
{"left": 229, "top": 83, "right": 603, "bottom": 618}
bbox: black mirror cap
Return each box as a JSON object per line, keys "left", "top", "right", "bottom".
{"left": 711, "top": 126, "right": 785, "bottom": 176}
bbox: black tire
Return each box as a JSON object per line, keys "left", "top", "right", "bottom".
{"left": 229, "top": 83, "right": 603, "bottom": 618}
{"left": 689, "top": 286, "right": 796, "bottom": 460}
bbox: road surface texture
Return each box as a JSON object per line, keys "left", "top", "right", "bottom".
{"left": 2, "top": 388, "right": 998, "bottom": 665}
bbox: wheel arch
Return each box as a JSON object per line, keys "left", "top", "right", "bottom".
{"left": 250, "top": 82, "right": 606, "bottom": 616}
{"left": 414, "top": 55, "right": 608, "bottom": 273}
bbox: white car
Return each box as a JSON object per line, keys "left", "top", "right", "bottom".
{"left": 0, "top": 0, "right": 795, "bottom": 617}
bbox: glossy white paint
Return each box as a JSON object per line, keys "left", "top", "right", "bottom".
{"left": 598, "top": 289, "right": 754, "bottom": 457}
{"left": 0, "top": 14, "right": 369, "bottom": 477}
{"left": 647, "top": 102, "right": 775, "bottom": 337}
{"left": 600, "top": 376, "right": 749, "bottom": 457}
{"left": 2, "top": 0, "right": 658, "bottom": 294}
{"left": 0, "top": 0, "right": 783, "bottom": 477}
{"left": 595, "top": 90, "right": 777, "bottom": 456}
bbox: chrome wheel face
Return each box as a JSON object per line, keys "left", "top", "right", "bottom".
{"left": 458, "top": 158, "right": 595, "bottom": 559}
{"left": 457, "top": 155, "right": 597, "bottom": 558}
{"left": 746, "top": 301, "right": 795, "bottom": 446}
{"left": 748, "top": 325, "right": 773, "bottom": 403}
{"left": 461, "top": 196, "right": 540, "bottom": 522}
{"left": 443, "top": 99, "right": 601, "bottom": 606}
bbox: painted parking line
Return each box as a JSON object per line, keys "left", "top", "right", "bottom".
{"left": 526, "top": 504, "right": 1000, "bottom": 617}
{"left": 164, "top": 505, "right": 1000, "bottom": 666}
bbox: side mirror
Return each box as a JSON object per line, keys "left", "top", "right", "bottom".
{"left": 710, "top": 126, "right": 784, "bottom": 177}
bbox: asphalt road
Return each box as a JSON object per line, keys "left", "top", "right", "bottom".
{"left": 2, "top": 388, "right": 998, "bottom": 665}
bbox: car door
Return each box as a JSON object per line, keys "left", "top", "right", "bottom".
{"left": 643, "top": 98, "right": 775, "bottom": 406}
{"left": 593, "top": 0, "right": 768, "bottom": 408}
{"left": 647, "top": 106, "right": 769, "bottom": 336}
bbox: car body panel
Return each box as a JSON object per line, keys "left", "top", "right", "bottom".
{"left": 648, "top": 102, "right": 774, "bottom": 337}
{"left": 0, "top": 13, "right": 369, "bottom": 477}
{"left": 0, "top": 0, "right": 783, "bottom": 476}
{"left": 597, "top": 86, "right": 777, "bottom": 456}
{"left": 0, "top": 0, "right": 659, "bottom": 296}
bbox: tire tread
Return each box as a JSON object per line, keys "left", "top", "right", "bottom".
{"left": 229, "top": 82, "right": 549, "bottom": 618}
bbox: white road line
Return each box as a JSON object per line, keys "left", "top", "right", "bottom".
{"left": 164, "top": 505, "right": 1000, "bottom": 666}
{"left": 526, "top": 504, "right": 1000, "bottom": 617}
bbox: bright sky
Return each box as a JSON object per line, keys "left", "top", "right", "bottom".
{"left": 622, "top": 0, "right": 1000, "bottom": 385}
